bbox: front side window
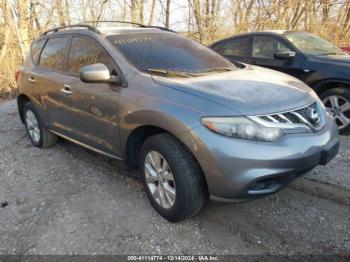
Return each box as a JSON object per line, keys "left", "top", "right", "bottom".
{"left": 108, "top": 33, "right": 235, "bottom": 75}
{"left": 252, "top": 36, "right": 288, "bottom": 59}
{"left": 39, "top": 37, "right": 68, "bottom": 71}
{"left": 31, "top": 38, "right": 47, "bottom": 65}
{"left": 284, "top": 32, "right": 346, "bottom": 56}
{"left": 67, "top": 37, "right": 113, "bottom": 75}
{"left": 212, "top": 37, "right": 250, "bottom": 57}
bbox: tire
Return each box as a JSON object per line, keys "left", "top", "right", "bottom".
{"left": 23, "top": 101, "right": 58, "bottom": 148}
{"left": 320, "top": 87, "right": 350, "bottom": 135}
{"left": 140, "top": 133, "right": 207, "bottom": 222}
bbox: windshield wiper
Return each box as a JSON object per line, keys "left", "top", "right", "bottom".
{"left": 324, "top": 52, "right": 341, "bottom": 55}
{"left": 199, "top": 67, "right": 233, "bottom": 73}
{"left": 147, "top": 68, "right": 196, "bottom": 77}
{"left": 147, "top": 67, "right": 233, "bottom": 77}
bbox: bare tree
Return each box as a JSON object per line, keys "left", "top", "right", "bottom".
{"left": 165, "top": 0, "right": 171, "bottom": 28}
{"left": 17, "top": 0, "right": 30, "bottom": 52}
{"left": 64, "top": 0, "right": 71, "bottom": 25}
{"left": 0, "top": 0, "right": 12, "bottom": 59}
{"left": 55, "top": 0, "right": 66, "bottom": 26}
{"left": 148, "top": 0, "right": 156, "bottom": 25}
{"left": 130, "top": 0, "right": 138, "bottom": 23}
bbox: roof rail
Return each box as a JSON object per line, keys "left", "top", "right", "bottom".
{"left": 84, "top": 20, "right": 177, "bottom": 33}
{"left": 41, "top": 21, "right": 177, "bottom": 37}
{"left": 85, "top": 20, "right": 147, "bottom": 28}
{"left": 41, "top": 24, "right": 101, "bottom": 36}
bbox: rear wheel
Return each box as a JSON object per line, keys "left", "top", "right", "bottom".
{"left": 23, "top": 102, "right": 58, "bottom": 148}
{"left": 320, "top": 87, "right": 350, "bottom": 135}
{"left": 140, "top": 133, "right": 207, "bottom": 222}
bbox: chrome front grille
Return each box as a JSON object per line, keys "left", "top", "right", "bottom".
{"left": 250, "top": 101, "right": 324, "bottom": 132}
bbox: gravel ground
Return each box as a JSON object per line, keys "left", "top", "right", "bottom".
{"left": 0, "top": 99, "right": 349, "bottom": 255}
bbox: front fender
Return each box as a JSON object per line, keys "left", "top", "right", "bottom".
{"left": 119, "top": 108, "right": 202, "bottom": 158}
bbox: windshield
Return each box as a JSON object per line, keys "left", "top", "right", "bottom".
{"left": 107, "top": 33, "right": 236, "bottom": 76}
{"left": 284, "top": 32, "right": 346, "bottom": 56}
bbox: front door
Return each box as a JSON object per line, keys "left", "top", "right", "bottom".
{"left": 249, "top": 35, "right": 306, "bottom": 79}
{"left": 57, "top": 36, "right": 123, "bottom": 157}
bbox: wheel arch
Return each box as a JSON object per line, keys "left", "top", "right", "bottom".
{"left": 125, "top": 125, "right": 168, "bottom": 169}
{"left": 17, "top": 94, "right": 31, "bottom": 123}
{"left": 125, "top": 124, "right": 209, "bottom": 197}
{"left": 121, "top": 109, "right": 201, "bottom": 166}
{"left": 125, "top": 124, "right": 208, "bottom": 186}
{"left": 313, "top": 79, "right": 350, "bottom": 95}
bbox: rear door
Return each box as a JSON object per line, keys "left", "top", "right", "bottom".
{"left": 19, "top": 38, "right": 47, "bottom": 114}
{"left": 250, "top": 35, "right": 306, "bottom": 78}
{"left": 211, "top": 36, "right": 252, "bottom": 64}
{"left": 34, "top": 36, "right": 70, "bottom": 128}
{"left": 57, "top": 36, "right": 123, "bottom": 157}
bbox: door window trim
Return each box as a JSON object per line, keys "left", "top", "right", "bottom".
{"left": 30, "top": 38, "right": 48, "bottom": 66}
{"left": 38, "top": 36, "right": 70, "bottom": 74}
{"left": 34, "top": 34, "right": 127, "bottom": 87}
{"left": 251, "top": 35, "right": 296, "bottom": 60}
{"left": 65, "top": 34, "right": 127, "bottom": 87}
{"left": 214, "top": 36, "right": 252, "bottom": 58}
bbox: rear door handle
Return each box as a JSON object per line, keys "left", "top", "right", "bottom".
{"left": 61, "top": 84, "right": 72, "bottom": 96}
{"left": 28, "top": 77, "right": 36, "bottom": 83}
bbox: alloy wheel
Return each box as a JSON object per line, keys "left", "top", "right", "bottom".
{"left": 323, "top": 95, "right": 350, "bottom": 129}
{"left": 25, "top": 110, "right": 41, "bottom": 143}
{"left": 144, "top": 151, "right": 176, "bottom": 209}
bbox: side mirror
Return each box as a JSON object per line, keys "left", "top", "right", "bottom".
{"left": 274, "top": 49, "right": 296, "bottom": 59}
{"left": 80, "top": 63, "right": 122, "bottom": 85}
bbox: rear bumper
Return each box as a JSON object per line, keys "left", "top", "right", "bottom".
{"left": 180, "top": 115, "right": 340, "bottom": 200}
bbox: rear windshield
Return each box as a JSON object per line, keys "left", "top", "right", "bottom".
{"left": 107, "top": 33, "right": 235, "bottom": 74}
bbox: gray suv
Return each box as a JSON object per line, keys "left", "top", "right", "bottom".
{"left": 16, "top": 23, "right": 339, "bottom": 222}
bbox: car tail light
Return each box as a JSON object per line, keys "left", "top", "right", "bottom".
{"left": 15, "top": 69, "right": 20, "bottom": 81}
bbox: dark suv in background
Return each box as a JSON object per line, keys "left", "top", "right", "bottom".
{"left": 210, "top": 31, "right": 350, "bottom": 134}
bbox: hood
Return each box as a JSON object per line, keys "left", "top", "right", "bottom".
{"left": 152, "top": 65, "right": 316, "bottom": 115}
{"left": 308, "top": 53, "right": 350, "bottom": 66}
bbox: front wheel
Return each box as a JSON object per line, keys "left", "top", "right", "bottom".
{"left": 140, "top": 133, "right": 207, "bottom": 222}
{"left": 320, "top": 87, "right": 350, "bottom": 135}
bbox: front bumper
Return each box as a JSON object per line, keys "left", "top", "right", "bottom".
{"left": 179, "top": 115, "right": 340, "bottom": 200}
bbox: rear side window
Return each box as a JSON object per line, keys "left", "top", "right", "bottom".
{"left": 252, "top": 36, "right": 288, "bottom": 59}
{"left": 39, "top": 37, "right": 68, "bottom": 71}
{"left": 212, "top": 37, "right": 250, "bottom": 57}
{"left": 31, "top": 39, "right": 46, "bottom": 65}
{"left": 67, "top": 37, "right": 113, "bottom": 75}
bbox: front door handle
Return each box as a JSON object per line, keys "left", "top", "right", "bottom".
{"left": 61, "top": 84, "right": 72, "bottom": 96}
{"left": 28, "top": 77, "right": 36, "bottom": 83}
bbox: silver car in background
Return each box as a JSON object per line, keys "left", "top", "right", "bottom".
{"left": 17, "top": 23, "right": 339, "bottom": 222}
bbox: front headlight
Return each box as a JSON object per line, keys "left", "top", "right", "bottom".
{"left": 201, "top": 117, "right": 284, "bottom": 142}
